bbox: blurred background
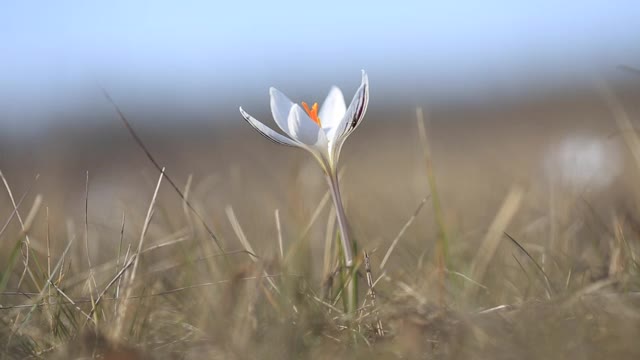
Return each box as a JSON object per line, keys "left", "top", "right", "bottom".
{"left": 2, "top": 1, "right": 640, "bottom": 128}
{"left": 1, "top": 0, "right": 640, "bottom": 263}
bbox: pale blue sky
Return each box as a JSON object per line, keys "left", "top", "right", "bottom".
{"left": 1, "top": 1, "right": 639, "bottom": 124}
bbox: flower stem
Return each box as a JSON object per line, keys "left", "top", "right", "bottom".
{"left": 326, "top": 172, "right": 354, "bottom": 267}
{"left": 326, "top": 171, "right": 358, "bottom": 316}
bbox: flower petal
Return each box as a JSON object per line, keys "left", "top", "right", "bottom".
{"left": 342, "top": 70, "right": 369, "bottom": 137}
{"left": 288, "top": 104, "right": 329, "bottom": 149}
{"left": 319, "top": 86, "right": 346, "bottom": 139}
{"left": 239, "top": 106, "right": 299, "bottom": 147}
{"left": 329, "top": 70, "right": 369, "bottom": 162}
{"left": 269, "top": 87, "right": 296, "bottom": 136}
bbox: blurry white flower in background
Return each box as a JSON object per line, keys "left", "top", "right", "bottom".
{"left": 544, "top": 135, "right": 621, "bottom": 189}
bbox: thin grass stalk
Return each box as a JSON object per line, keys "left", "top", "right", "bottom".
{"left": 416, "top": 107, "right": 450, "bottom": 305}
{"left": 0, "top": 172, "right": 42, "bottom": 292}
{"left": 364, "top": 250, "right": 384, "bottom": 336}
{"left": 112, "top": 167, "right": 165, "bottom": 339}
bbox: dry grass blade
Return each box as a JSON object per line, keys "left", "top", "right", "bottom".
{"left": 59, "top": 229, "right": 189, "bottom": 289}
{"left": 13, "top": 195, "right": 43, "bottom": 290}
{"left": 226, "top": 205, "right": 282, "bottom": 295}
{"left": 83, "top": 171, "right": 99, "bottom": 325}
{"left": 467, "top": 186, "right": 523, "bottom": 296}
{"left": 146, "top": 273, "right": 284, "bottom": 296}
{"left": 0, "top": 188, "right": 42, "bottom": 298}
{"left": 141, "top": 235, "right": 191, "bottom": 254}
{"left": 416, "top": 107, "right": 449, "bottom": 305}
{"left": 284, "top": 169, "right": 345, "bottom": 265}
{"left": 132, "top": 168, "right": 165, "bottom": 275}
{"left": 102, "top": 89, "right": 226, "bottom": 255}
{"left": 309, "top": 293, "right": 344, "bottom": 313}
{"left": 1, "top": 274, "right": 287, "bottom": 309}
{"left": 504, "top": 232, "right": 554, "bottom": 298}
{"left": 225, "top": 206, "right": 258, "bottom": 260}
{"left": 275, "top": 209, "right": 284, "bottom": 260}
{"left": 447, "top": 270, "right": 488, "bottom": 290}
{"left": 112, "top": 167, "right": 165, "bottom": 339}
{"left": 84, "top": 171, "right": 92, "bottom": 270}
{"left": 476, "top": 304, "right": 514, "bottom": 314}
{"left": 114, "top": 241, "right": 132, "bottom": 318}
{"left": 364, "top": 250, "right": 384, "bottom": 336}
{"left": 302, "top": 187, "right": 332, "bottom": 237}
{"left": 49, "top": 281, "right": 93, "bottom": 322}
{"left": 281, "top": 189, "right": 331, "bottom": 267}
{"left": 85, "top": 255, "right": 136, "bottom": 326}
{"left": 380, "top": 197, "right": 428, "bottom": 270}
{"left": 8, "top": 233, "right": 75, "bottom": 344}
{"left": 182, "top": 174, "right": 194, "bottom": 229}
{"left": 0, "top": 172, "right": 41, "bottom": 291}
{"left": 114, "top": 211, "right": 126, "bottom": 317}
{"left": 45, "top": 206, "right": 53, "bottom": 330}
{"left": 0, "top": 190, "right": 29, "bottom": 240}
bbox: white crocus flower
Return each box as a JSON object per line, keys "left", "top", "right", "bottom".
{"left": 239, "top": 70, "right": 369, "bottom": 266}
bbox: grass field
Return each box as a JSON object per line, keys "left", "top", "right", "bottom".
{"left": 1, "top": 86, "right": 640, "bottom": 359}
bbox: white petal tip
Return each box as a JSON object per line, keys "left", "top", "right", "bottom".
{"left": 328, "top": 85, "right": 341, "bottom": 93}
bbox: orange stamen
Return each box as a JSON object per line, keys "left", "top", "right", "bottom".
{"left": 302, "top": 101, "right": 321, "bottom": 126}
